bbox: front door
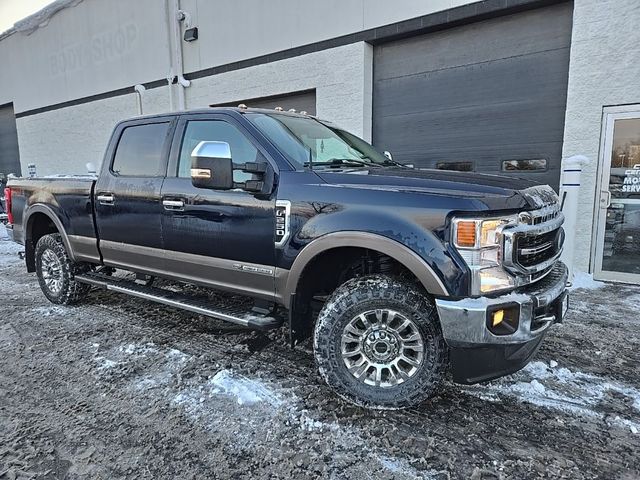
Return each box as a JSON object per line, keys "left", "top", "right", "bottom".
{"left": 160, "top": 114, "right": 277, "bottom": 300}
{"left": 594, "top": 106, "right": 640, "bottom": 283}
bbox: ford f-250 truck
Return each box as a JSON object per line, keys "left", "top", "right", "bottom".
{"left": 5, "top": 107, "right": 568, "bottom": 409}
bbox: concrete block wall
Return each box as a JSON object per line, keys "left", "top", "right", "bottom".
{"left": 15, "top": 42, "right": 373, "bottom": 175}
{"left": 186, "top": 42, "right": 373, "bottom": 141}
{"left": 16, "top": 85, "right": 170, "bottom": 176}
{"left": 561, "top": 0, "right": 640, "bottom": 272}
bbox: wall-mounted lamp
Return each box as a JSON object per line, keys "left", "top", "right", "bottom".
{"left": 184, "top": 27, "right": 198, "bottom": 42}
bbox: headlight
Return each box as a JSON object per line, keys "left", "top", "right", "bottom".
{"left": 452, "top": 216, "right": 517, "bottom": 295}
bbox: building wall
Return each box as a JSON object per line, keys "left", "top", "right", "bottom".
{"left": 0, "top": 0, "right": 168, "bottom": 112}
{"left": 186, "top": 42, "right": 373, "bottom": 140}
{"left": 561, "top": 0, "right": 640, "bottom": 271}
{"left": 15, "top": 42, "right": 372, "bottom": 175}
{"left": 15, "top": 86, "right": 170, "bottom": 176}
{"left": 0, "top": 0, "right": 477, "bottom": 113}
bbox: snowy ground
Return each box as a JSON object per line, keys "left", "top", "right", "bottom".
{"left": 1, "top": 228, "right": 639, "bottom": 479}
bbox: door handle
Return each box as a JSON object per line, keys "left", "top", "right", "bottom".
{"left": 97, "top": 194, "right": 115, "bottom": 205}
{"left": 599, "top": 190, "right": 611, "bottom": 209}
{"left": 163, "top": 199, "right": 185, "bottom": 210}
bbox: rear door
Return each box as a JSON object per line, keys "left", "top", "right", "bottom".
{"left": 159, "top": 113, "right": 277, "bottom": 300}
{"left": 94, "top": 117, "right": 175, "bottom": 273}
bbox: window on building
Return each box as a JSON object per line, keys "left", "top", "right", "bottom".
{"left": 111, "top": 123, "right": 170, "bottom": 176}
{"left": 177, "top": 120, "right": 259, "bottom": 183}
{"left": 502, "top": 159, "right": 548, "bottom": 172}
{"left": 436, "top": 161, "right": 474, "bottom": 172}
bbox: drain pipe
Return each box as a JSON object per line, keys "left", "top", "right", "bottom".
{"left": 559, "top": 154, "right": 590, "bottom": 285}
{"left": 134, "top": 84, "right": 146, "bottom": 115}
{"left": 165, "top": 0, "right": 190, "bottom": 111}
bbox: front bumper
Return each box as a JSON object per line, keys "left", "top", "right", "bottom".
{"left": 435, "top": 261, "right": 568, "bottom": 384}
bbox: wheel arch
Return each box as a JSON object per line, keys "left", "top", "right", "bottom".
{"left": 24, "top": 204, "right": 75, "bottom": 271}
{"left": 282, "top": 231, "right": 449, "bottom": 307}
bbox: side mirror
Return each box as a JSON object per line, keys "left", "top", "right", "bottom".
{"left": 191, "top": 141, "right": 234, "bottom": 190}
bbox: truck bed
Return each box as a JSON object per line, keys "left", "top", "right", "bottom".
{"left": 7, "top": 175, "right": 99, "bottom": 266}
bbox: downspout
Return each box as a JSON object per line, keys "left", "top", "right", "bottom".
{"left": 165, "top": 0, "right": 190, "bottom": 111}
{"left": 134, "top": 84, "right": 146, "bottom": 115}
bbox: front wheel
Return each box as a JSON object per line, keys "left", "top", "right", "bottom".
{"left": 35, "top": 233, "right": 90, "bottom": 305}
{"left": 313, "top": 275, "right": 448, "bottom": 409}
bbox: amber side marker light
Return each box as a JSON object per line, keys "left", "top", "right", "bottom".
{"left": 456, "top": 221, "right": 477, "bottom": 247}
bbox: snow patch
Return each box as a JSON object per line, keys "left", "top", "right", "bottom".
{"left": 466, "top": 361, "right": 640, "bottom": 433}
{"left": 33, "top": 306, "right": 67, "bottom": 317}
{"left": 569, "top": 271, "right": 606, "bottom": 291}
{"left": 209, "top": 369, "right": 284, "bottom": 406}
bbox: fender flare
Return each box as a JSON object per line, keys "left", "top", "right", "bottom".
{"left": 24, "top": 204, "right": 76, "bottom": 262}
{"left": 282, "top": 231, "right": 449, "bottom": 306}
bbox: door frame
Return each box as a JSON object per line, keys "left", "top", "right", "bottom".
{"left": 592, "top": 104, "right": 640, "bottom": 283}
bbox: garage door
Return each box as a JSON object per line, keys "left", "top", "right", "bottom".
{"left": 0, "top": 103, "right": 21, "bottom": 177}
{"left": 213, "top": 89, "right": 316, "bottom": 115}
{"left": 372, "top": 3, "right": 573, "bottom": 190}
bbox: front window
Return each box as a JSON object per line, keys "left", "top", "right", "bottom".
{"left": 247, "top": 113, "right": 393, "bottom": 169}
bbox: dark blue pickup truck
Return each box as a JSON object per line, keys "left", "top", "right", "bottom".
{"left": 5, "top": 107, "right": 568, "bottom": 408}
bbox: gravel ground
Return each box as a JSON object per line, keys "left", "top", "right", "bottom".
{"left": 1, "top": 229, "right": 639, "bottom": 479}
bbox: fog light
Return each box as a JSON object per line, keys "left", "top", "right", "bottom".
{"left": 487, "top": 304, "right": 519, "bottom": 335}
{"left": 492, "top": 309, "right": 504, "bottom": 327}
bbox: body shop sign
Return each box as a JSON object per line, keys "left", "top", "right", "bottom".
{"left": 50, "top": 24, "right": 137, "bottom": 76}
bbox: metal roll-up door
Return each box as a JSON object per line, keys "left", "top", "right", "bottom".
{"left": 0, "top": 103, "right": 21, "bottom": 177}
{"left": 372, "top": 3, "right": 573, "bottom": 190}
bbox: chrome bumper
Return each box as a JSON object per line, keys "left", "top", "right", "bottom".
{"left": 435, "top": 262, "right": 568, "bottom": 346}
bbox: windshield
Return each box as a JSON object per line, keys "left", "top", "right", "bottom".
{"left": 247, "top": 113, "right": 394, "bottom": 169}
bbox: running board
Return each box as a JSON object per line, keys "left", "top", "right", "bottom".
{"left": 75, "top": 273, "right": 283, "bottom": 331}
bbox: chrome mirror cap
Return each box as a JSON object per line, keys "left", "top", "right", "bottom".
{"left": 191, "top": 141, "right": 231, "bottom": 160}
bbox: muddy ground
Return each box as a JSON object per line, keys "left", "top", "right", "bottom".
{"left": 0, "top": 231, "right": 639, "bottom": 479}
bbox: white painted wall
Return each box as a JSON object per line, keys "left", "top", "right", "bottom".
{"left": 561, "top": 0, "right": 640, "bottom": 272}
{"left": 1, "top": 0, "right": 476, "bottom": 113}
{"left": 16, "top": 85, "right": 170, "bottom": 176}
{"left": 16, "top": 42, "right": 373, "bottom": 175}
{"left": 186, "top": 42, "right": 373, "bottom": 140}
{"left": 0, "top": 0, "right": 168, "bottom": 112}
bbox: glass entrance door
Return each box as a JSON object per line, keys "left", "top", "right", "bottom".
{"left": 594, "top": 107, "right": 640, "bottom": 282}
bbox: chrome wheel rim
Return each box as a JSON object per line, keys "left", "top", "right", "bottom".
{"left": 341, "top": 309, "right": 424, "bottom": 388}
{"left": 41, "top": 249, "right": 63, "bottom": 294}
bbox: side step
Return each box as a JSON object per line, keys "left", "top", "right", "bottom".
{"left": 75, "top": 273, "right": 283, "bottom": 331}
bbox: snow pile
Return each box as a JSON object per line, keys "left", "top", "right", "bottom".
{"left": 465, "top": 361, "right": 640, "bottom": 433}
{"left": 0, "top": 224, "right": 23, "bottom": 266}
{"left": 569, "top": 271, "right": 606, "bottom": 291}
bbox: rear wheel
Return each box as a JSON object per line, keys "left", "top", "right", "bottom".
{"left": 313, "top": 275, "right": 448, "bottom": 409}
{"left": 35, "top": 233, "right": 90, "bottom": 305}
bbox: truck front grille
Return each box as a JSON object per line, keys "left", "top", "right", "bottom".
{"left": 503, "top": 204, "right": 564, "bottom": 275}
{"left": 515, "top": 228, "right": 564, "bottom": 268}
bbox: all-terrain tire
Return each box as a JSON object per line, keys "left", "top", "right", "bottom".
{"left": 314, "top": 275, "right": 448, "bottom": 409}
{"left": 35, "top": 233, "right": 90, "bottom": 305}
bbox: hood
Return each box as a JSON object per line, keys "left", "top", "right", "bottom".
{"left": 314, "top": 167, "right": 558, "bottom": 210}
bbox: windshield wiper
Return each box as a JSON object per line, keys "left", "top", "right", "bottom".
{"left": 304, "top": 158, "right": 382, "bottom": 169}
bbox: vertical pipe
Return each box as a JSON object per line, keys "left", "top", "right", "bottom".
{"left": 559, "top": 154, "right": 590, "bottom": 285}
{"left": 134, "top": 84, "right": 146, "bottom": 115}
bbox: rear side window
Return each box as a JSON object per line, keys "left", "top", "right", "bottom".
{"left": 111, "top": 122, "right": 170, "bottom": 176}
